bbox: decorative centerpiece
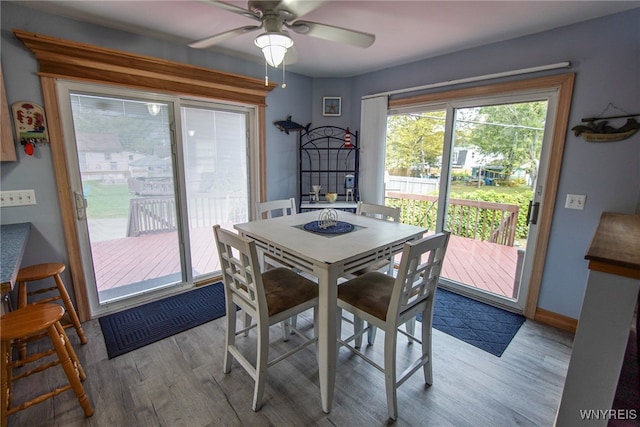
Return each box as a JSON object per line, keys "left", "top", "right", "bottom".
{"left": 318, "top": 209, "right": 338, "bottom": 229}
{"left": 325, "top": 192, "right": 338, "bottom": 203}
{"left": 303, "top": 209, "right": 354, "bottom": 234}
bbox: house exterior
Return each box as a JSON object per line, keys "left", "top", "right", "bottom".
{"left": 75, "top": 132, "right": 145, "bottom": 184}
{"left": 452, "top": 146, "right": 482, "bottom": 171}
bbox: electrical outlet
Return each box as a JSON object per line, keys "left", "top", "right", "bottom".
{"left": 0, "top": 190, "right": 37, "bottom": 207}
{"left": 565, "top": 194, "right": 586, "bottom": 210}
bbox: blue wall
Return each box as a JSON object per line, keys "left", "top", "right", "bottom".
{"left": 2, "top": 2, "right": 639, "bottom": 319}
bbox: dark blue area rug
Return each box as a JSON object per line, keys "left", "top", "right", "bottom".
{"left": 99, "top": 282, "right": 227, "bottom": 359}
{"left": 428, "top": 288, "right": 525, "bottom": 357}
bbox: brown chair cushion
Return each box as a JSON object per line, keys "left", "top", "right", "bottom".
{"left": 262, "top": 268, "right": 318, "bottom": 317}
{"left": 338, "top": 272, "right": 395, "bottom": 321}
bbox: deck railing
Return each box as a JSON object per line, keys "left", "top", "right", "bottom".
{"left": 127, "top": 196, "right": 177, "bottom": 237}
{"left": 385, "top": 191, "right": 519, "bottom": 246}
{"left": 126, "top": 195, "right": 248, "bottom": 237}
{"left": 126, "top": 192, "right": 518, "bottom": 247}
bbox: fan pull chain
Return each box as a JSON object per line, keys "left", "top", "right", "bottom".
{"left": 282, "top": 61, "right": 287, "bottom": 89}
{"left": 264, "top": 60, "right": 269, "bottom": 86}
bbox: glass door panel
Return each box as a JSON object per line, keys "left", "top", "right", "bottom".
{"left": 444, "top": 100, "right": 547, "bottom": 302}
{"left": 385, "top": 109, "right": 446, "bottom": 231}
{"left": 386, "top": 98, "right": 549, "bottom": 311}
{"left": 69, "top": 93, "right": 182, "bottom": 303}
{"left": 181, "top": 106, "right": 249, "bottom": 280}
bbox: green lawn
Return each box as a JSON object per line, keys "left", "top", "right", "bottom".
{"left": 83, "top": 181, "right": 131, "bottom": 219}
{"left": 449, "top": 182, "right": 533, "bottom": 198}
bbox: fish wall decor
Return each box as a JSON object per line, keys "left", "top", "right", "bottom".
{"left": 571, "top": 102, "right": 640, "bottom": 142}
{"left": 571, "top": 113, "right": 639, "bottom": 143}
{"left": 274, "top": 116, "right": 311, "bottom": 134}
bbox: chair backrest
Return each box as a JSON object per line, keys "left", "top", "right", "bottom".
{"left": 387, "top": 232, "right": 450, "bottom": 323}
{"left": 213, "top": 225, "right": 267, "bottom": 322}
{"left": 356, "top": 201, "right": 400, "bottom": 222}
{"left": 256, "top": 198, "right": 297, "bottom": 219}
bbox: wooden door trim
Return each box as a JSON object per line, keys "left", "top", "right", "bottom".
{"left": 15, "top": 29, "right": 276, "bottom": 320}
{"left": 390, "top": 73, "right": 575, "bottom": 318}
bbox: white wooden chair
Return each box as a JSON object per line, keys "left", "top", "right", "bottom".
{"left": 354, "top": 201, "right": 401, "bottom": 276}
{"left": 213, "top": 225, "right": 318, "bottom": 411}
{"left": 337, "top": 232, "right": 450, "bottom": 420}
{"left": 256, "top": 197, "right": 297, "bottom": 219}
{"left": 356, "top": 201, "right": 400, "bottom": 222}
{"left": 349, "top": 201, "right": 402, "bottom": 345}
{"left": 256, "top": 198, "right": 300, "bottom": 333}
{"left": 255, "top": 198, "right": 298, "bottom": 270}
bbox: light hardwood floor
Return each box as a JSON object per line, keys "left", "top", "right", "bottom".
{"left": 8, "top": 310, "right": 574, "bottom": 427}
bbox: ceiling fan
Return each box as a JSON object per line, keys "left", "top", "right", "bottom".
{"left": 188, "top": 0, "right": 375, "bottom": 68}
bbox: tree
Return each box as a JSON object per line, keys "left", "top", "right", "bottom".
{"left": 386, "top": 111, "right": 446, "bottom": 176}
{"left": 459, "top": 101, "right": 547, "bottom": 183}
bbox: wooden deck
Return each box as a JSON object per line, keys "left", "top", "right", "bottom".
{"left": 91, "top": 227, "right": 521, "bottom": 299}
{"left": 442, "top": 234, "right": 520, "bottom": 297}
{"left": 91, "top": 226, "right": 222, "bottom": 292}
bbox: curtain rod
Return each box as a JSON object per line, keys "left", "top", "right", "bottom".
{"left": 363, "top": 61, "right": 571, "bottom": 100}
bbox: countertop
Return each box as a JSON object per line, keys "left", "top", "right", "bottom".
{"left": 1, "top": 222, "right": 31, "bottom": 293}
{"left": 585, "top": 212, "right": 640, "bottom": 280}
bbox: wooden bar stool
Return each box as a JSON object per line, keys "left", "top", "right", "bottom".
{"left": 16, "top": 263, "right": 87, "bottom": 358}
{"left": 1, "top": 303, "right": 93, "bottom": 425}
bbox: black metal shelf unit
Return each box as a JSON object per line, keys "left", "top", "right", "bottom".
{"left": 298, "top": 126, "right": 359, "bottom": 211}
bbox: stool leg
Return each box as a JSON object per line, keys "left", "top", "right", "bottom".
{"left": 1, "top": 340, "right": 10, "bottom": 427}
{"left": 17, "top": 282, "right": 28, "bottom": 360}
{"left": 47, "top": 323, "right": 93, "bottom": 418}
{"left": 53, "top": 274, "right": 87, "bottom": 345}
{"left": 54, "top": 322, "right": 86, "bottom": 382}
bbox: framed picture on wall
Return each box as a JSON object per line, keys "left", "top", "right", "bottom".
{"left": 323, "top": 97, "right": 341, "bottom": 117}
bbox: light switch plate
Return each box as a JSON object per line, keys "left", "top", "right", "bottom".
{"left": 0, "top": 190, "right": 37, "bottom": 207}
{"left": 565, "top": 194, "right": 586, "bottom": 210}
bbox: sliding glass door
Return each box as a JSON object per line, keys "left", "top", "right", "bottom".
{"left": 58, "top": 81, "right": 253, "bottom": 316}
{"left": 386, "top": 92, "right": 556, "bottom": 312}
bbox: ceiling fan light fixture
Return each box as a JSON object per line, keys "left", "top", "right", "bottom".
{"left": 254, "top": 32, "right": 294, "bottom": 68}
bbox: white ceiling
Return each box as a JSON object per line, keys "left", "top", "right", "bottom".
{"left": 16, "top": 0, "right": 640, "bottom": 78}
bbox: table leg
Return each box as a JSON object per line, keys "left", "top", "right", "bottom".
{"left": 315, "top": 267, "right": 338, "bottom": 413}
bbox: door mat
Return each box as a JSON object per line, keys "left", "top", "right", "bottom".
{"left": 426, "top": 288, "right": 525, "bottom": 357}
{"left": 99, "top": 282, "right": 227, "bottom": 359}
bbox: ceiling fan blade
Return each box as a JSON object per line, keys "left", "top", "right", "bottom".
{"left": 188, "top": 25, "right": 262, "bottom": 49}
{"left": 278, "top": 0, "right": 325, "bottom": 18}
{"left": 287, "top": 21, "right": 375, "bottom": 48}
{"left": 198, "top": 0, "right": 262, "bottom": 21}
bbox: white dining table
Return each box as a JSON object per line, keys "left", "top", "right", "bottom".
{"left": 234, "top": 210, "right": 427, "bottom": 413}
